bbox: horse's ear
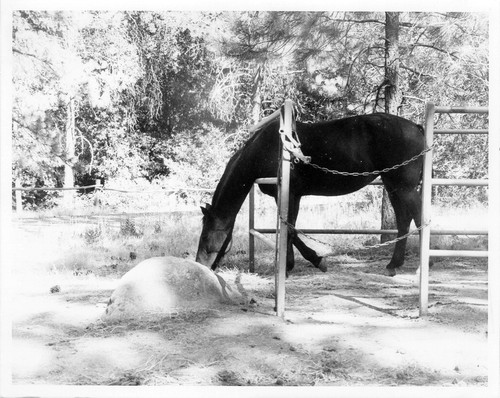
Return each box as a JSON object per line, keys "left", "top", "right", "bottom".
{"left": 201, "top": 203, "right": 212, "bottom": 216}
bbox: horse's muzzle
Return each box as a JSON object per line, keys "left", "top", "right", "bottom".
{"left": 195, "top": 249, "right": 219, "bottom": 269}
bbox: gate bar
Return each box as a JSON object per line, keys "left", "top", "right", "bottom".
{"left": 435, "top": 106, "right": 488, "bottom": 114}
{"left": 432, "top": 178, "right": 488, "bottom": 186}
{"left": 434, "top": 129, "right": 488, "bottom": 134}
{"left": 255, "top": 177, "right": 488, "bottom": 188}
{"left": 255, "top": 178, "right": 383, "bottom": 186}
{"left": 249, "top": 229, "right": 276, "bottom": 248}
{"left": 429, "top": 249, "right": 488, "bottom": 258}
{"left": 255, "top": 177, "right": 278, "bottom": 185}
{"left": 251, "top": 228, "right": 488, "bottom": 236}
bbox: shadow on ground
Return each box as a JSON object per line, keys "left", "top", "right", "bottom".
{"left": 10, "top": 253, "right": 488, "bottom": 387}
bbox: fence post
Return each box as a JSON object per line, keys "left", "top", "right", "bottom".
{"left": 419, "top": 102, "right": 435, "bottom": 316}
{"left": 249, "top": 186, "right": 255, "bottom": 273}
{"left": 275, "top": 99, "right": 293, "bottom": 318}
{"left": 94, "top": 179, "right": 102, "bottom": 207}
{"left": 15, "top": 178, "right": 23, "bottom": 214}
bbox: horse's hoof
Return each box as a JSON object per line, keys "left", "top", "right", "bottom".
{"left": 386, "top": 268, "right": 396, "bottom": 277}
{"left": 317, "top": 259, "right": 327, "bottom": 273}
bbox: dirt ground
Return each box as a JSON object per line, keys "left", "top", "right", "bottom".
{"left": 7, "top": 221, "right": 489, "bottom": 388}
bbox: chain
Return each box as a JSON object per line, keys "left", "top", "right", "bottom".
{"left": 296, "top": 143, "right": 434, "bottom": 177}
{"left": 276, "top": 111, "right": 433, "bottom": 254}
{"left": 279, "top": 216, "right": 430, "bottom": 255}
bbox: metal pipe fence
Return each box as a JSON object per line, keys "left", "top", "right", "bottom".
{"left": 418, "top": 103, "right": 488, "bottom": 316}
{"left": 249, "top": 101, "right": 489, "bottom": 317}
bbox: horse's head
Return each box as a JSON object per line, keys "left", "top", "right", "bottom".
{"left": 195, "top": 204, "right": 233, "bottom": 269}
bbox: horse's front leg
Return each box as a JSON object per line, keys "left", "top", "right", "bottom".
{"left": 287, "top": 194, "right": 326, "bottom": 273}
{"left": 285, "top": 233, "right": 294, "bottom": 276}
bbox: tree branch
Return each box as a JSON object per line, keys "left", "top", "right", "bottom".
{"left": 13, "top": 117, "right": 42, "bottom": 138}
{"left": 409, "top": 43, "right": 459, "bottom": 60}
{"left": 75, "top": 127, "right": 94, "bottom": 170}
{"left": 332, "top": 18, "right": 385, "bottom": 26}
{"left": 12, "top": 48, "right": 58, "bottom": 75}
{"left": 400, "top": 64, "right": 435, "bottom": 79}
{"left": 324, "top": 15, "right": 418, "bottom": 28}
{"left": 13, "top": 117, "right": 71, "bottom": 166}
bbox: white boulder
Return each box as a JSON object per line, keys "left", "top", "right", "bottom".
{"left": 103, "top": 256, "right": 243, "bottom": 320}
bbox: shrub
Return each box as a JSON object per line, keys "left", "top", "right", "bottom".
{"left": 120, "top": 218, "right": 142, "bottom": 237}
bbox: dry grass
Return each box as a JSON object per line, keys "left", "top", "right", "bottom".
{"left": 13, "top": 186, "right": 487, "bottom": 281}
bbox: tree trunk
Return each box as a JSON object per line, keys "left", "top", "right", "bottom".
{"left": 384, "top": 12, "right": 401, "bottom": 115}
{"left": 380, "top": 12, "right": 401, "bottom": 242}
{"left": 63, "top": 98, "right": 76, "bottom": 207}
{"left": 251, "top": 65, "right": 263, "bottom": 123}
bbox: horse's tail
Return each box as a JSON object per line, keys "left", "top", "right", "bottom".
{"left": 416, "top": 123, "right": 428, "bottom": 188}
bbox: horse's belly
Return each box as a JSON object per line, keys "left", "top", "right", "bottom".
{"left": 295, "top": 173, "right": 377, "bottom": 196}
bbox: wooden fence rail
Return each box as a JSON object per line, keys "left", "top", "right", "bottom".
{"left": 12, "top": 179, "right": 215, "bottom": 214}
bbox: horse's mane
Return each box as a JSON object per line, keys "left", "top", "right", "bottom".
{"left": 210, "top": 117, "right": 280, "bottom": 210}
{"left": 247, "top": 112, "right": 280, "bottom": 137}
{"left": 239, "top": 115, "right": 280, "bottom": 151}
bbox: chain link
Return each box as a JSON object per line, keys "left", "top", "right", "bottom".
{"left": 277, "top": 121, "right": 433, "bottom": 254}
{"left": 296, "top": 143, "right": 434, "bottom": 177}
{"left": 279, "top": 216, "right": 430, "bottom": 255}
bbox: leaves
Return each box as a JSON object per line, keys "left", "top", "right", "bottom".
{"left": 12, "top": 11, "right": 489, "bottom": 209}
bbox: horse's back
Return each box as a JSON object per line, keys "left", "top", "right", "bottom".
{"left": 298, "top": 113, "right": 423, "bottom": 140}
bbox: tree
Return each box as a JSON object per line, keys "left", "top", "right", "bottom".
{"left": 11, "top": 11, "right": 488, "bottom": 212}
{"left": 13, "top": 11, "right": 86, "bottom": 205}
{"left": 13, "top": 10, "right": 147, "bottom": 201}
{"left": 380, "top": 12, "right": 400, "bottom": 241}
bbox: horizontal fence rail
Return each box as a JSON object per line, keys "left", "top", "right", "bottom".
{"left": 12, "top": 179, "right": 215, "bottom": 214}
{"left": 428, "top": 249, "right": 488, "bottom": 258}
{"left": 431, "top": 178, "right": 488, "bottom": 186}
{"left": 12, "top": 185, "right": 215, "bottom": 193}
{"left": 12, "top": 184, "right": 103, "bottom": 191}
{"left": 255, "top": 177, "right": 385, "bottom": 186}
{"left": 255, "top": 177, "right": 488, "bottom": 188}
{"left": 434, "top": 129, "right": 488, "bottom": 134}
{"left": 249, "top": 229, "right": 276, "bottom": 248}
{"left": 434, "top": 106, "right": 488, "bottom": 114}
{"left": 250, "top": 228, "right": 488, "bottom": 236}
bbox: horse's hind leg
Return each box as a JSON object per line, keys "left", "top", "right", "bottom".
{"left": 384, "top": 187, "right": 421, "bottom": 276}
{"left": 292, "top": 235, "right": 327, "bottom": 272}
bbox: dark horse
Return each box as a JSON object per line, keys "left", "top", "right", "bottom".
{"left": 196, "top": 113, "right": 425, "bottom": 276}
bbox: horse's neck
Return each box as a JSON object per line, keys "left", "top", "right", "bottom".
{"left": 211, "top": 155, "right": 255, "bottom": 223}
{"left": 211, "top": 123, "right": 277, "bottom": 222}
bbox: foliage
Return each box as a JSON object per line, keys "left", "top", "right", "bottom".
{"left": 120, "top": 218, "right": 142, "bottom": 238}
{"left": 11, "top": 11, "right": 489, "bottom": 210}
{"left": 162, "top": 122, "right": 241, "bottom": 191}
{"left": 126, "top": 12, "right": 218, "bottom": 137}
{"left": 83, "top": 224, "right": 103, "bottom": 245}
